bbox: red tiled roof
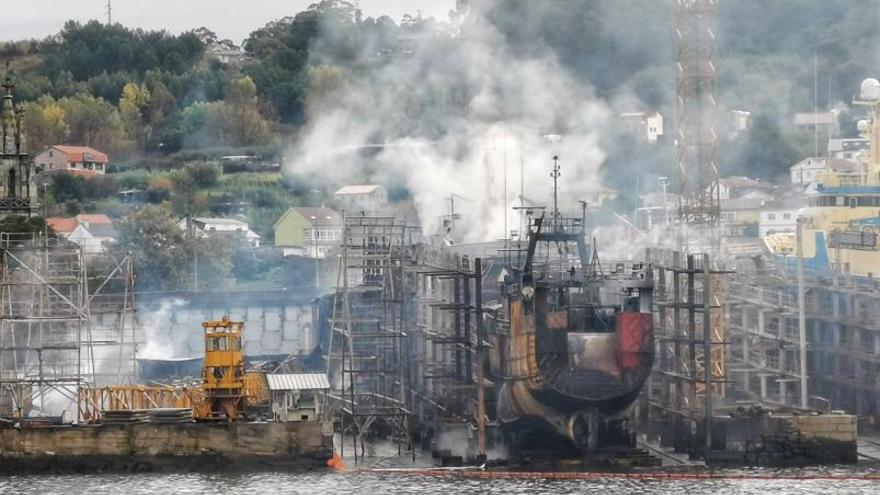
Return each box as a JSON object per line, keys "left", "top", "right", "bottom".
{"left": 75, "top": 214, "right": 112, "bottom": 225}
{"left": 52, "top": 145, "right": 109, "bottom": 164}
{"left": 47, "top": 217, "right": 78, "bottom": 233}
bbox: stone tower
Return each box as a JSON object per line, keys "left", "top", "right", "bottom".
{"left": 0, "top": 71, "right": 36, "bottom": 217}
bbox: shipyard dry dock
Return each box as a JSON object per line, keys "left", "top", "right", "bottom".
{"left": 0, "top": 421, "right": 333, "bottom": 473}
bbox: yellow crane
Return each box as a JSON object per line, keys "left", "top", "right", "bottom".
{"left": 201, "top": 316, "right": 246, "bottom": 420}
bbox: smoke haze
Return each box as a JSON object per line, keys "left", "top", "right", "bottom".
{"left": 137, "top": 298, "right": 191, "bottom": 360}
{"left": 285, "top": 4, "right": 612, "bottom": 241}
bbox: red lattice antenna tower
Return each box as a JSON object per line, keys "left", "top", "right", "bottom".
{"left": 675, "top": 0, "right": 720, "bottom": 242}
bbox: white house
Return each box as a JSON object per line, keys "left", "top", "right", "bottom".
{"left": 790, "top": 158, "right": 829, "bottom": 185}
{"left": 793, "top": 111, "right": 840, "bottom": 137}
{"left": 34, "top": 145, "right": 109, "bottom": 176}
{"left": 334, "top": 185, "right": 388, "bottom": 212}
{"left": 828, "top": 138, "right": 870, "bottom": 161}
{"left": 759, "top": 204, "right": 801, "bottom": 237}
{"left": 619, "top": 111, "right": 664, "bottom": 143}
{"left": 47, "top": 214, "right": 116, "bottom": 255}
{"left": 718, "top": 176, "right": 773, "bottom": 200}
{"left": 209, "top": 47, "right": 248, "bottom": 66}
{"left": 178, "top": 217, "right": 261, "bottom": 247}
{"left": 720, "top": 196, "right": 765, "bottom": 227}
{"left": 729, "top": 109, "right": 752, "bottom": 138}
{"left": 790, "top": 157, "right": 864, "bottom": 186}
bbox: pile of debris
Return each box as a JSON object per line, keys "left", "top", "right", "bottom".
{"left": 101, "top": 408, "right": 193, "bottom": 425}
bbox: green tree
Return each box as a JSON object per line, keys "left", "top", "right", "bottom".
{"left": 49, "top": 173, "right": 118, "bottom": 203}
{"left": 58, "top": 93, "right": 129, "bottom": 152}
{"left": 190, "top": 236, "right": 234, "bottom": 291}
{"left": 179, "top": 79, "right": 275, "bottom": 149}
{"left": 115, "top": 206, "right": 190, "bottom": 291}
{"left": 185, "top": 162, "right": 219, "bottom": 188}
{"left": 225, "top": 75, "right": 275, "bottom": 146}
{"left": 119, "top": 82, "right": 152, "bottom": 147}
{"left": 114, "top": 206, "right": 233, "bottom": 291}
{"left": 305, "top": 64, "right": 347, "bottom": 111}
{"left": 21, "top": 96, "right": 70, "bottom": 154}
{"left": 243, "top": 2, "right": 363, "bottom": 124}
{"left": 41, "top": 21, "right": 205, "bottom": 81}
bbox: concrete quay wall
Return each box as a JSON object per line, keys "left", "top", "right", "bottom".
{"left": 0, "top": 421, "right": 333, "bottom": 473}
{"left": 783, "top": 414, "right": 857, "bottom": 443}
{"left": 718, "top": 413, "right": 858, "bottom": 466}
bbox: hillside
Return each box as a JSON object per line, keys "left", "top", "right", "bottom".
{"left": 0, "top": 0, "right": 875, "bottom": 233}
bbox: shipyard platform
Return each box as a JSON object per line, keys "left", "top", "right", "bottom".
{"left": 0, "top": 421, "right": 333, "bottom": 473}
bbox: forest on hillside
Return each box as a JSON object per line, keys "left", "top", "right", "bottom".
{"left": 1, "top": 0, "right": 875, "bottom": 180}
{"left": 0, "top": 0, "right": 877, "bottom": 290}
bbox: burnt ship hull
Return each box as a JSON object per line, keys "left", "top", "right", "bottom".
{"left": 487, "top": 215, "right": 655, "bottom": 452}
{"left": 493, "top": 299, "right": 654, "bottom": 451}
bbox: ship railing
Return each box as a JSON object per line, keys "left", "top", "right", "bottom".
{"left": 412, "top": 244, "right": 472, "bottom": 272}
{"left": 529, "top": 216, "right": 584, "bottom": 235}
{"left": 829, "top": 229, "right": 879, "bottom": 251}
{"left": 530, "top": 261, "right": 652, "bottom": 283}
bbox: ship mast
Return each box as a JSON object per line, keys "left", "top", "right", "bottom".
{"left": 551, "top": 155, "right": 560, "bottom": 232}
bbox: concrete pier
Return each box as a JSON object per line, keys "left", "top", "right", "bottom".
{"left": 0, "top": 421, "right": 333, "bottom": 473}
{"left": 711, "top": 413, "right": 858, "bottom": 466}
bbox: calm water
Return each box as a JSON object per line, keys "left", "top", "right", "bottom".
{"left": 2, "top": 469, "right": 880, "bottom": 495}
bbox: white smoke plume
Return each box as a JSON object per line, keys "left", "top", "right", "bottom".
{"left": 136, "top": 298, "right": 191, "bottom": 360}
{"left": 285, "top": 5, "right": 612, "bottom": 242}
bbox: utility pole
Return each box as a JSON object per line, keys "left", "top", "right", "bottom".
{"left": 658, "top": 176, "right": 670, "bottom": 227}
{"left": 41, "top": 183, "right": 48, "bottom": 246}
{"left": 519, "top": 156, "right": 525, "bottom": 239}
{"left": 796, "top": 217, "right": 809, "bottom": 409}
{"left": 105, "top": 1, "right": 112, "bottom": 25}
{"left": 313, "top": 223, "right": 320, "bottom": 289}
{"left": 503, "top": 134, "right": 508, "bottom": 247}
{"left": 703, "top": 257, "right": 713, "bottom": 453}
{"left": 185, "top": 213, "right": 198, "bottom": 291}
{"left": 813, "top": 51, "right": 820, "bottom": 158}
{"left": 474, "top": 258, "right": 486, "bottom": 460}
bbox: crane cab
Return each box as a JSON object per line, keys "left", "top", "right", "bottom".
{"left": 202, "top": 316, "right": 245, "bottom": 419}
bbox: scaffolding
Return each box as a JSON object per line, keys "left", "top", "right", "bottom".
{"left": 88, "top": 252, "right": 137, "bottom": 386}
{"left": 643, "top": 248, "right": 726, "bottom": 452}
{"left": 725, "top": 256, "right": 880, "bottom": 421}
{"left": 0, "top": 233, "right": 136, "bottom": 419}
{"left": 725, "top": 261, "right": 806, "bottom": 407}
{"left": 410, "top": 250, "right": 484, "bottom": 457}
{"left": 325, "top": 212, "right": 490, "bottom": 461}
{"left": 0, "top": 233, "right": 90, "bottom": 417}
{"left": 328, "top": 214, "right": 414, "bottom": 462}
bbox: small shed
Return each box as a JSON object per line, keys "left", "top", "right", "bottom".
{"left": 266, "top": 373, "right": 330, "bottom": 422}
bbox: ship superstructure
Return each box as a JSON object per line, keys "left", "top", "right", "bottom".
{"left": 765, "top": 78, "right": 880, "bottom": 276}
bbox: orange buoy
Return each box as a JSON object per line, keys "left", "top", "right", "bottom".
{"left": 327, "top": 452, "right": 346, "bottom": 471}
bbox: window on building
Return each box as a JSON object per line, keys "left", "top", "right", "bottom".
{"left": 783, "top": 213, "right": 791, "bottom": 220}
{"left": 767, "top": 213, "right": 776, "bottom": 220}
